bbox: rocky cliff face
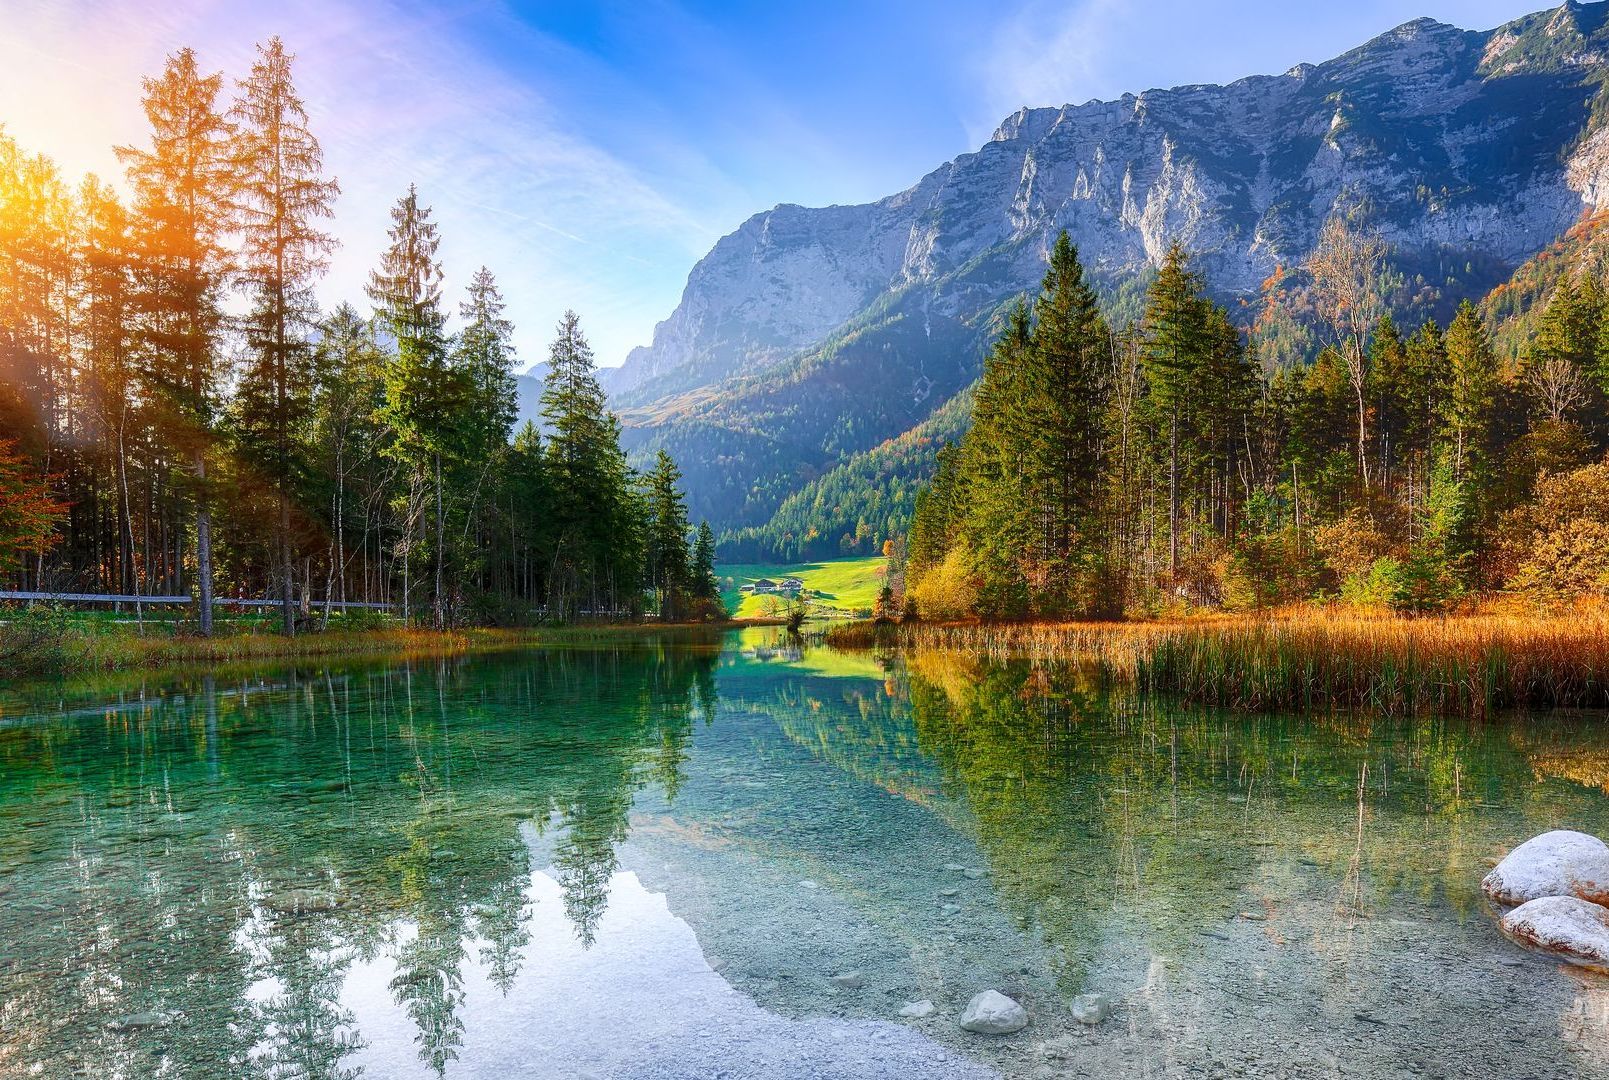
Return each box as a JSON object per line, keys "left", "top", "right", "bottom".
{"left": 610, "top": 3, "right": 1609, "bottom": 537}
{"left": 613, "top": 2, "right": 1609, "bottom": 406}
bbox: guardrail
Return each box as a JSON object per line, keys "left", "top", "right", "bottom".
{"left": 0, "top": 591, "right": 392, "bottom": 609}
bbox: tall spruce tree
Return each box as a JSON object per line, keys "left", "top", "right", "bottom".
{"left": 1025, "top": 231, "right": 1110, "bottom": 611}
{"left": 1141, "top": 243, "right": 1212, "bottom": 575}
{"left": 643, "top": 450, "right": 691, "bottom": 619}
{"left": 455, "top": 266, "right": 518, "bottom": 461}
{"left": 366, "top": 185, "right": 464, "bottom": 627}
{"left": 231, "top": 36, "right": 339, "bottom": 633}
{"left": 116, "top": 48, "right": 236, "bottom": 634}
{"left": 690, "top": 522, "right": 720, "bottom": 608}
{"left": 541, "top": 310, "right": 636, "bottom": 617}
{"left": 959, "top": 298, "right": 1035, "bottom": 615}
{"left": 1443, "top": 301, "right": 1499, "bottom": 485}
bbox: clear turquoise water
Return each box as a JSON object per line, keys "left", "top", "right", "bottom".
{"left": 3, "top": 630, "right": 1609, "bottom": 1078}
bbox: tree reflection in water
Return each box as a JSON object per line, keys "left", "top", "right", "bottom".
{"left": 0, "top": 642, "right": 718, "bottom": 1079}
{"left": 6, "top": 637, "right": 1609, "bottom": 1078}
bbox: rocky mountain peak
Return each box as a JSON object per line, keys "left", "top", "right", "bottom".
{"left": 610, "top": 1, "right": 1609, "bottom": 529}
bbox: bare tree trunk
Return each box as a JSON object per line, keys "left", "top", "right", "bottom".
{"left": 433, "top": 452, "right": 445, "bottom": 630}
{"left": 195, "top": 450, "right": 213, "bottom": 637}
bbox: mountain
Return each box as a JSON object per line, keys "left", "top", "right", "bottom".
{"left": 616, "top": 2, "right": 1609, "bottom": 545}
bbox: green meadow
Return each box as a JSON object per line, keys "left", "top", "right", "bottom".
{"left": 717, "top": 556, "right": 888, "bottom": 619}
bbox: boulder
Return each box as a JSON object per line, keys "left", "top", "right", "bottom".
{"left": 958, "top": 990, "right": 1028, "bottom": 1034}
{"left": 899, "top": 999, "right": 936, "bottom": 1019}
{"left": 1499, "top": 895, "right": 1609, "bottom": 973}
{"left": 1482, "top": 830, "right": 1609, "bottom": 906}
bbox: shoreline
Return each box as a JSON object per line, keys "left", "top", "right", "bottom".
{"left": 0, "top": 618, "right": 786, "bottom": 684}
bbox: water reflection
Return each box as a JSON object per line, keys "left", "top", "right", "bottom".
{"left": 2, "top": 637, "right": 1609, "bottom": 1077}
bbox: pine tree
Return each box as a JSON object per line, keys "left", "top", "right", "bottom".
{"left": 231, "top": 36, "right": 339, "bottom": 633}
{"left": 1141, "top": 243, "right": 1212, "bottom": 575}
{"left": 690, "top": 522, "right": 720, "bottom": 610}
{"left": 643, "top": 450, "right": 691, "bottom": 619}
{"left": 116, "top": 48, "right": 237, "bottom": 635}
{"left": 1443, "top": 301, "right": 1499, "bottom": 484}
{"left": 541, "top": 310, "right": 636, "bottom": 617}
{"left": 958, "top": 298, "right": 1035, "bottom": 615}
{"left": 1027, "top": 231, "right": 1110, "bottom": 603}
{"left": 366, "top": 185, "right": 464, "bottom": 627}
{"left": 455, "top": 266, "right": 518, "bottom": 461}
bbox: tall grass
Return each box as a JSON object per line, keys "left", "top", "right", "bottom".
{"left": 826, "top": 609, "right": 1609, "bottom": 716}
{"left": 0, "top": 615, "right": 742, "bottom": 680}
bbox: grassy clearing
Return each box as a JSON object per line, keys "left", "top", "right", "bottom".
{"left": 718, "top": 556, "right": 888, "bottom": 619}
{"left": 826, "top": 607, "right": 1609, "bottom": 717}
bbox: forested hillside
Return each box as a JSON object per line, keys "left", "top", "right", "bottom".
{"left": 907, "top": 221, "right": 1609, "bottom": 617}
{"left": 720, "top": 388, "right": 972, "bottom": 562}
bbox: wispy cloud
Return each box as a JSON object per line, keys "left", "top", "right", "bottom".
{"left": 969, "top": 0, "right": 1137, "bottom": 139}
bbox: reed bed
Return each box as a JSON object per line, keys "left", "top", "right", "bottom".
{"left": 826, "top": 610, "right": 1609, "bottom": 716}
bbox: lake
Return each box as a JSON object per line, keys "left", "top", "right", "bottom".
{"left": 2, "top": 629, "right": 1607, "bottom": 1078}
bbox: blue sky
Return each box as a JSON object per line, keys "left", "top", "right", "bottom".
{"left": 2, "top": 0, "right": 1549, "bottom": 370}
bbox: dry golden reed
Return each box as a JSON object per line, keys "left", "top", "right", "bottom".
{"left": 826, "top": 608, "right": 1609, "bottom": 716}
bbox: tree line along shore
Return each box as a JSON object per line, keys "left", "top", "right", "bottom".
{"left": 0, "top": 38, "right": 723, "bottom": 649}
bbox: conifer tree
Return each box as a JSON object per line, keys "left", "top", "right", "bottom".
{"left": 690, "top": 522, "right": 720, "bottom": 608}
{"left": 1027, "top": 231, "right": 1110, "bottom": 604}
{"left": 958, "top": 298, "right": 1035, "bottom": 615}
{"left": 116, "top": 48, "right": 237, "bottom": 635}
{"left": 231, "top": 36, "right": 339, "bottom": 633}
{"left": 1443, "top": 301, "right": 1499, "bottom": 484}
{"left": 1141, "top": 244, "right": 1211, "bottom": 574}
{"left": 455, "top": 266, "right": 518, "bottom": 462}
{"left": 643, "top": 450, "right": 691, "bottom": 619}
{"left": 367, "top": 185, "right": 464, "bottom": 627}
{"left": 310, "top": 303, "right": 386, "bottom": 612}
{"left": 541, "top": 310, "right": 636, "bottom": 616}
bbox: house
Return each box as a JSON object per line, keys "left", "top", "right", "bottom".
{"left": 751, "top": 578, "right": 778, "bottom": 593}
{"left": 779, "top": 577, "right": 804, "bottom": 590}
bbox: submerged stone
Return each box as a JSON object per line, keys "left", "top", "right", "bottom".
{"left": 1483, "top": 830, "right": 1609, "bottom": 906}
{"left": 1070, "top": 993, "right": 1111, "bottom": 1025}
{"left": 830, "top": 971, "right": 863, "bottom": 989}
{"left": 107, "top": 1012, "right": 172, "bottom": 1032}
{"left": 958, "top": 990, "right": 1028, "bottom": 1034}
{"left": 267, "top": 889, "right": 344, "bottom": 915}
{"left": 899, "top": 999, "right": 935, "bottom": 1019}
{"left": 1500, "top": 895, "right": 1609, "bottom": 972}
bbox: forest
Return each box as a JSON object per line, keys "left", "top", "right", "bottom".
{"left": 908, "top": 223, "right": 1609, "bottom": 619}
{"left": 0, "top": 41, "right": 720, "bottom": 634}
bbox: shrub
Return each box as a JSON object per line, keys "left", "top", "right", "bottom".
{"left": 908, "top": 547, "right": 978, "bottom": 620}
{"left": 0, "top": 603, "right": 71, "bottom": 676}
{"left": 1496, "top": 457, "right": 1609, "bottom": 605}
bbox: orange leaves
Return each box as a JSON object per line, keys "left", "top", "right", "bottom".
{"left": 0, "top": 439, "right": 66, "bottom": 573}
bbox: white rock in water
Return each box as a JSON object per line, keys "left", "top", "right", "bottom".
{"left": 958, "top": 990, "right": 1028, "bottom": 1034}
{"left": 1500, "top": 895, "right": 1609, "bottom": 972}
{"left": 1482, "top": 830, "right": 1609, "bottom": 906}
{"left": 107, "top": 1011, "right": 172, "bottom": 1032}
{"left": 1070, "top": 993, "right": 1111, "bottom": 1025}
{"left": 899, "top": 999, "right": 936, "bottom": 1018}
